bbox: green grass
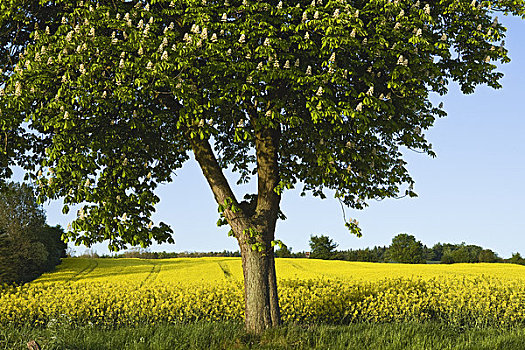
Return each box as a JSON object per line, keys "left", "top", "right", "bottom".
{"left": 2, "top": 322, "right": 525, "bottom": 350}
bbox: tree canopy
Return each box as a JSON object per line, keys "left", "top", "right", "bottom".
{"left": 309, "top": 234, "right": 338, "bottom": 259}
{"left": 387, "top": 233, "right": 426, "bottom": 263}
{"left": 2, "top": 0, "right": 523, "bottom": 249}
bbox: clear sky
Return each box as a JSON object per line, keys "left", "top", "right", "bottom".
{"left": 18, "top": 14, "right": 525, "bottom": 258}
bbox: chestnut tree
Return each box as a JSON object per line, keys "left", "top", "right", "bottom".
{"left": 1, "top": 0, "right": 524, "bottom": 333}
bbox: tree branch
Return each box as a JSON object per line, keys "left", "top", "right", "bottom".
{"left": 190, "top": 137, "right": 247, "bottom": 233}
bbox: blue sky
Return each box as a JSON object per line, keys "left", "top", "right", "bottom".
{"left": 25, "top": 15, "right": 525, "bottom": 258}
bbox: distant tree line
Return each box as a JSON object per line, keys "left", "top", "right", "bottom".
{"left": 0, "top": 182, "right": 66, "bottom": 284}
{"left": 293, "top": 233, "right": 524, "bottom": 265}
{"left": 88, "top": 248, "right": 242, "bottom": 259}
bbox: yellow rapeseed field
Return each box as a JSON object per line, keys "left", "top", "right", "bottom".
{"left": 1, "top": 258, "right": 525, "bottom": 327}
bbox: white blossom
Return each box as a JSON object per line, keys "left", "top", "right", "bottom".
{"left": 394, "top": 22, "right": 401, "bottom": 30}
{"left": 124, "top": 13, "right": 130, "bottom": 21}
{"left": 226, "top": 48, "right": 232, "bottom": 56}
{"left": 161, "top": 51, "right": 168, "bottom": 60}
{"left": 277, "top": 1, "right": 282, "bottom": 9}
{"left": 266, "top": 110, "right": 272, "bottom": 117}
{"left": 221, "top": 13, "right": 228, "bottom": 22}
{"left": 45, "top": 26, "right": 50, "bottom": 35}
{"left": 121, "top": 213, "right": 127, "bottom": 221}
{"left": 397, "top": 55, "right": 404, "bottom": 65}
{"left": 329, "top": 52, "right": 336, "bottom": 62}
{"left": 441, "top": 33, "right": 447, "bottom": 41}
{"left": 416, "top": 28, "right": 422, "bottom": 37}
{"left": 366, "top": 86, "right": 374, "bottom": 96}
{"left": 356, "top": 102, "right": 363, "bottom": 111}
{"left": 333, "top": 9, "right": 340, "bottom": 18}
{"left": 302, "top": 11, "right": 308, "bottom": 21}
{"left": 119, "top": 59, "right": 125, "bottom": 68}
{"left": 211, "top": 33, "right": 218, "bottom": 42}
{"left": 138, "top": 47, "right": 144, "bottom": 55}
{"left": 274, "top": 60, "right": 279, "bottom": 68}
{"left": 145, "top": 3, "right": 150, "bottom": 11}
{"left": 485, "top": 56, "right": 490, "bottom": 62}
{"left": 306, "top": 65, "right": 312, "bottom": 75}
{"left": 138, "top": 19, "right": 144, "bottom": 29}
{"left": 316, "top": 86, "right": 323, "bottom": 96}
{"left": 66, "top": 31, "right": 73, "bottom": 42}
{"left": 350, "top": 29, "right": 356, "bottom": 37}
{"left": 304, "top": 32, "right": 310, "bottom": 40}
{"left": 424, "top": 4, "right": 430, "bottom": 15}
{"left": 47, "top": 57, "right": 54, "bottom": 65}
{"left": 246, "top": 76, "right": 253, "bottom": 83}
{"left": 257, "top": 62, "right": 263, "bottom": 70}
{"left": 283, "top": 60, "right": 290, "bottom": 69}
{"left": 102, "top": 91, "right": 107, "bottom": 98}
{"left": 14, "top": 81, "right": 22, "bottom": 97}
{"left": 79, "top": 63, "right": 86, "bottom": 74}
{"left": 201, "top": 28, "right": 208, "bottom": 40}
{"left": 314, "top": 11, "right": 319, "bottom": 19}
{"left": 239, "top": 34, "right": 246, "bottom": 43}
{"left": 399, "top": 9, "right": 404, "bottom": 17}
{"left": 264, "top": 37, "right": 270, "bottom": 46}
{"left": 147, "top": 61, "right": 153, "bottom": 69}
{"left": 64, "top": 111, "right": 69, "bottom": 119}
{"left": 477, "top": 24, "right": 482, "bottom": 31}
{"left": 471, "top": 0, "right": 476, "bottom": 6}
{"left": 311, "top": 0, "right": 315, "bottom": 6}
{"left": 61, "top": 16, "right": 67, "bottom": 24}
{"left": 294, "top": 58, "right": 300, "bottom": 67}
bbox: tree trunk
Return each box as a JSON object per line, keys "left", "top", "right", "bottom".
{"left": 239, "top": 240, "right": 272, "bottom": 333}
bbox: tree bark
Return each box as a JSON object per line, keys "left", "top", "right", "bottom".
{"left": 239, "top": 239, "right": 272, "bottom": 333}
{"left": 267, "top": 248, "right": 281, "bottom": 326}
